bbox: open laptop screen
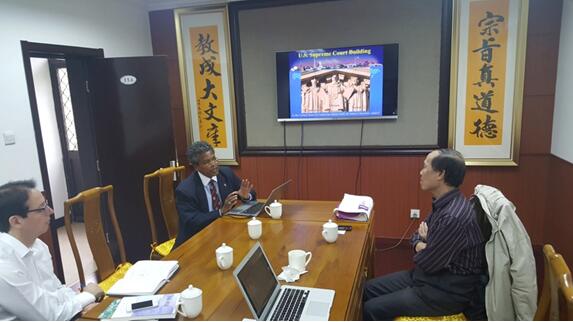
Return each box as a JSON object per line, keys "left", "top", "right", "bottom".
{"left": 236, "top": 247, "right": 279, "bottom": 318}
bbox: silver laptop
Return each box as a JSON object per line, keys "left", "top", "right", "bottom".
{"left": 226, "top": 180, "right": 291, "bottom": 217}
{"left": 233, "top": 242, "right": 335, "bottom": 321}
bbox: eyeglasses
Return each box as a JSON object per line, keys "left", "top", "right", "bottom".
{"left": 27, "top": 199, "right": 52, "bottom": 214}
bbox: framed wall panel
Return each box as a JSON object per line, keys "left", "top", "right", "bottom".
{"left": 175, "top": 6, "right": 239, "bottom": 165}
{"left": 449, "top": 0, "right": 528, "bottom": 166}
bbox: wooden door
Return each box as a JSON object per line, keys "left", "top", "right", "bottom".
{"left": 69, "top": 56, "right": 176, "bottom": 261}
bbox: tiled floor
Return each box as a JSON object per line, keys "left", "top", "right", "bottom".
{"left": 57, "top": 222, "right": 98, "bottom": 290}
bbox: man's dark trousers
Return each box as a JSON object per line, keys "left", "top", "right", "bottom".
{"left": 363, "top": 268, "right": 485, "bottom": 320}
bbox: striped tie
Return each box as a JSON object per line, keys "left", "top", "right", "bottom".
{"left": 209, "top": 180, "right": 221, "bottom": 210}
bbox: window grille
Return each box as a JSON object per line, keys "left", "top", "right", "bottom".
{"left": 57, "top": 68, "right": 78, "bottom": 151}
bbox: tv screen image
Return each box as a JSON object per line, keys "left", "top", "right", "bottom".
{"left": 276, "top": 44, "right": 398, "bottom": 122}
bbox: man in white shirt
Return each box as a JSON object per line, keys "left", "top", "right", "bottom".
{"left": 0, "top": 180, "right": 104, "bottom": 320}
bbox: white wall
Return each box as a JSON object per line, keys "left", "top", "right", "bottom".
{"left": 552, "top": 0, "right": 573, "bottom": 164}
{"left": 31, "top": 58, "right": 68, "bottom": 219}
{"left": 0, "top": 0, "right": 153, "bottom": 188}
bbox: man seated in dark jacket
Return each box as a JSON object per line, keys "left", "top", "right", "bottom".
{"left": 363, "top": 149, "right": 487, "bottom": 320}
{"left": 174, "top": 141, "right": 256, "bottom": 248}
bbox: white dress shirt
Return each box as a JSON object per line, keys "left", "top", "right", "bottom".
{"left": 0, "top": 233, "right": 95, "bottom": 320}
{"left": 197, "top": 172, "right": 252, "bottom": 213}
{"left": 198, "top": 172, "right": 222, "bottom": 212}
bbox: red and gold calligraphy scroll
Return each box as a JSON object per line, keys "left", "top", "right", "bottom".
{"left": 464, "top": 0, "right": 508, "bottom": 145}
{"left": 189, "top": 26, "right": 228, "bottom": 148}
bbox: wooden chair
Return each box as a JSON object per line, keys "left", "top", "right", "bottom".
{"left": 551, "top": 253, "right": 573, "bottom": 320}
{"left": 535, "top": 244, "right": 557, "bottom": 320}
{"left": 143, "top": 166, "right": 185, "bottom": 258}
{"left": 535, "top": 244, "right": 573, "bottom": 320}
{"left": 64, "top": 185, "right": 132, "bottom": 292}
{"left": 395, "top": 313, "right": 465, "bottom": 321}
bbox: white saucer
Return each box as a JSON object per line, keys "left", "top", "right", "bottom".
{"left": 281, "top": 265, "right": 307, "bottom": 275}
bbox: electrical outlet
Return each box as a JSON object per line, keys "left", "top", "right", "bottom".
{"left": 3, "top": 131, "right": 15, "bottom": 145}
{"left": 410, "top": 209, "right": 420, "bottom": 219}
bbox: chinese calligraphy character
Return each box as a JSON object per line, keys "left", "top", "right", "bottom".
{"left": 201, "top": 79, "right": 218, "bottom": 100}
{"left": 473, "top": 63, "right": 498, "bottom": 87}
{"left": 199, "top": 56, "right": 221, "bottom": 76}
{"left": 471, "top": 90, "right": 498, "bottom": 113}
{"left": 470, "top": 114, "right": 498, "bottom": 139}
{"left": 204, "top": 102, "right": 223, "bottom": 122}
{"left": 478, "top": 11, "right": 505, "bottom": 36}
{"left": 206, "top": 123, "right": 222, "bottom": 146}
{"left": 194, "top": 33, "right": 218, "bottom": 55}
{"left": 472, "top": 38, "right": 501, "bottom": 63}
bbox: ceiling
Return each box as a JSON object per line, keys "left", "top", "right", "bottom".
{"left": 144, "top": 0, "right": 244, "bottom": 11}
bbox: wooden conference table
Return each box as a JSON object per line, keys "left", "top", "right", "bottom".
{"left": 83, "top": 200, "right": 374, "bottom": 320}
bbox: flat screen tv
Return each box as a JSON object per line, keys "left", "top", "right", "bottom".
{"left": 276, "top": 44, "right": 398, "bottom": 122}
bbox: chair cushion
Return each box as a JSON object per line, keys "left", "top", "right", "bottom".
{"left": 98, "top": 262, "right": 133, "bottom": 293}
{"left": 153, "top": 238, "right": 175, "bottom": 257}
{"left": 395, "top": 313, "right": 466, "bottom": 321}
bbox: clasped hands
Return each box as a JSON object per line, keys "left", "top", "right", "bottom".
{"left": 220, "top": 179, "right": 253, "bottom": 215}
{"left": 415, "top": 221, "right": 428, "bottom": 253}
{"left": 81, "top": 283, "right": 105, "bottom": 314}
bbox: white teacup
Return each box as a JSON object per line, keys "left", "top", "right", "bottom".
{"left": 247, "top": 217, "right": 262, "bottom": 239}
{"left": 322, "top": 219, "right": 338, "bottom": 243}
{"left": 177, "top": 284, "right": 202, "bottom": 318}
{"left": 288, "top": 249, "right": 312, "bottom": 272}
{"left": 265, "top": 200, "right": 283, "bottom": 219}
{"left": 215, "top": 243, "right": 233, "bottom": 270}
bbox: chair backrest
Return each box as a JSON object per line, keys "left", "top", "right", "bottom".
{"left": 64, "top": 185, "right": 126, "bottom": 288}
{"left": 535, "top": 244, "right": 573, "bottom": 320}
{"left": 551, "top": 253, "right": 573, "bottom": 320}
{"left": 535, "top": 244, "right": 557, "bottom": 320}
{"left": 143, "top": 166, "right": 185, "bottom": 244}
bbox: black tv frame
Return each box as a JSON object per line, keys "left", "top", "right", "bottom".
{"left": 228, "top": 0, "right": 452, "bottom": 156}
{"left": 276, "top": 44, "right": 399, "bottom": 122}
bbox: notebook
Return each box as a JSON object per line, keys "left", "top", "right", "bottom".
{"left": 233, "top": 242, "right": 335, "bottom": 321}
{"left": 227, "top": 180, "right": 292, "bottom": 217}
{"left": 106, "top": 260, "right": 179, "bottom": 296}
{"left": 333, "top": 193, "right": 373, "bottom": 222}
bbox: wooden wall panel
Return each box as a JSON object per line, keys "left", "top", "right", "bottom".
{"left": 520, "top": 96, "right": 555, "bottom": 155}
{"left": 545, "top": 156, "right": 573, "bottom": 264}
{"left": 234, "top": 154, "right": 549, "bottom": 243}
{"left": 149, "top": 10, "right": 188, "bottom": 162}
{"left": 462, "top": 155, "right": 550, "bottom": 243}
{"left": 528, "top": 0, "right": 564, "bottom": 36}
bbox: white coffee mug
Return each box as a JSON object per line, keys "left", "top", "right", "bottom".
{"left": 215, "top": 243, "right": 233, "bottom": 270}
{"left": 265, "top": 200, "right": 283, "bottom": 219}
{"left": 177, "top": 284, "right": 202, "bottom": 318}
{"left": 288, "top": 249, "right": 312, "bottom": 272}
{"left": 247, "top": 217, "right": 262, "bottom": 239}
{"left": 322, "top": 219, "right": 338, "bottom": 243}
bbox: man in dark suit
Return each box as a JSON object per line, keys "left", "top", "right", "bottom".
{"left": 174, "top": 141, "right": 256, "bottom": 248}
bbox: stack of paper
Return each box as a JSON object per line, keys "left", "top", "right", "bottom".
{"left": 106, "top": 260, "right": 179, "bottom": 296}
{"left": 99, "top": 294, "right": 180, "bottom": 320}
{"left": 333, "top": 193, "right": 374, "bottom": 222}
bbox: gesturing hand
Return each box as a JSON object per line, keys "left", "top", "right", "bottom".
{"left": 238, "top": 179, "right": 253, "bottom": 200}
{"left": 220, "top": 192, "right": 239, "bottom": 215}
{"left": 418, "top": 221, "right": 428, "bottom": 241}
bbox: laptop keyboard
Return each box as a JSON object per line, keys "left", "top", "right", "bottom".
{"left": 242, "top": 202, "right": 264, "bottom": 215}
{"left": 270, "top": 288, "right": 310, "bottom": 321}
